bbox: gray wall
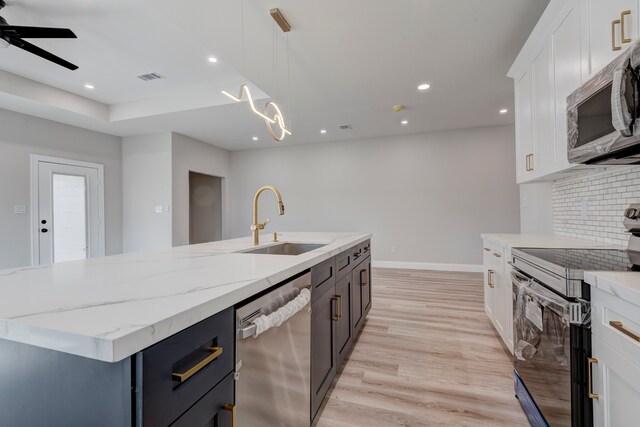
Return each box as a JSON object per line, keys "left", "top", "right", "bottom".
{"left": 171, "top": 133, "right": 230, "bottom": 247}
{"left": 0, "top": 108, "right": 122, "bottom": 269}
{"left": 229, "top": 125, "right": 520, "bottom": 265}
{"left": 122, "top": 133, "right": 173, "bottom": 253}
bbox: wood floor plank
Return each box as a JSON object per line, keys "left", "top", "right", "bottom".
{"left": 315, "top": 268, "right": 528, "bottom": 427}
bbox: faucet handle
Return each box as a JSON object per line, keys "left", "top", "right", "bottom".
{"left": 262, "top": 218, "right": 270, "bottom": 227}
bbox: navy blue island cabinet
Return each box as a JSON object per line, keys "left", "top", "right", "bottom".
{"left": 0, "top": 307, "right": 235, "bottom": 427}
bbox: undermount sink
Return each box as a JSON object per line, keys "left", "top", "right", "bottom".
{"left": 241, "top": 242, "right": 326, "bottom": 255}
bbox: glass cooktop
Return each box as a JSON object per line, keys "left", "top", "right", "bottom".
{"left": 517, "top": 248, "right": 639, "bottom": 272}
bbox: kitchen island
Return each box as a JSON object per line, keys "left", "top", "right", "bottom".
{"left": 0, "top": 232, "right": 372, "bottom": 426}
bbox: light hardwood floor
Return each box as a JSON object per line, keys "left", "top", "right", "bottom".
{"left": 315, "top": 268, "right": 529, "bottom": 427}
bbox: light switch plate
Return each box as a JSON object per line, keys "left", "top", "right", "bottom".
{"left": 14, "top": 205, "right": 27, "bottom": 214}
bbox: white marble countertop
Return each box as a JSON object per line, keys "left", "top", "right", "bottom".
{"left": 481, "top": 234, "right": 624, "bottom": 250}
{"left": 584, "top": 271, "right": 640, "bottom": 307}
{"left": 0, "top": 232, "right": 370, "bottom": 363}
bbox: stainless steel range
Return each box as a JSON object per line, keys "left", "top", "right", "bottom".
{"left": 510, "top": 204, "right": 640, "bottom": 427}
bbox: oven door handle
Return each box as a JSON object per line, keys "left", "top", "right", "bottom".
{"left": 511, "top": 270, "right": 570, "bottom": 316}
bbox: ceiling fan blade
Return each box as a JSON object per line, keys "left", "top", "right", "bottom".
{"left": 11, "top": 38, "right": 78, "bottom": 70}
{"left": 1, "top": 26, "right": 76, "bottom": 39}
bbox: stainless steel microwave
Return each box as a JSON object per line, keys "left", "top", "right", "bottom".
{"left": 567, "top": 40, "right": 640, "bottom": 164}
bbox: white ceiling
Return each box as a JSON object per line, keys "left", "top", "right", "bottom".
{"left": 0, "top": 0, "right": 549, "bottom": 150}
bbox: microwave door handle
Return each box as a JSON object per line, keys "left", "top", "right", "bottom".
{"left": 612, "top": 68, "right": 634, "bottom": 137}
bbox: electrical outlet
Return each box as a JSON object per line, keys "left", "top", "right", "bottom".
{"left": 391, "top": 245, "right": 397, "bottom": 254}
{"left": 522, "top": 197, "right": 528, "bottom": 208}
{"left": 14, "top": 205, "right": 26, "bottom": 214}
{"left": 154, "top": 206, "right": 163, "bottom": 214}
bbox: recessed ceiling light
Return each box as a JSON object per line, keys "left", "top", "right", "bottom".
{"left": 417, "top": 83, "right": 430, "bottom": 91}
{"left": 252, "top": 136, "right": 259, "bottom": 141}
{"left": 84, "top": 84, "right": 94, "bottom": 90}
{"left": 208, "top": 57, "right": 218, "bottom": 63}
{"left": 401, "top": 120, "right": 409, "bottom": 125}
{"left": 320, "top": 129, "right": 327, "bottom": 134}
{"left": 499, "top": 108, "right": 509, "bottom": 114}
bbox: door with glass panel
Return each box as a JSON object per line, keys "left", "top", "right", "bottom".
{"left": 33, "top": 157, "right": 103, "bottom": 264}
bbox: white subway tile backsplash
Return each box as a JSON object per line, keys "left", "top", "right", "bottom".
{"left": 553, "top": 166, "right": 640, "bottom": 246}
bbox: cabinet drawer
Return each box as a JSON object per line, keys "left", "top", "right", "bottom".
{"left": 170, "top": 372, "right": 234, "bottom": 427}
{"left": 482, "top": 240, "right": 505, "bottom": 271}
{"left": 311, "top": 256, "right": 336, "bottom": 302}
{"left": 351, "top": 243, "right": 365, "bottom": 266}
{"left": 140, "top": 307, "right": 234, "bottom": 427}
{"left": 335, "top": 249, "right": 353, "bottom": 281}
{"left": 592, "top": 288, "right": 640, "bottom": 366}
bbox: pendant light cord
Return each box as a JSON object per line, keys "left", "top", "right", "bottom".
{"left": 241, "top": 0, "right": 246, "bottom": 75}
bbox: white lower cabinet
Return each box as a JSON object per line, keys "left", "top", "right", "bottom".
{"left": 591, "top": 286, "right": 640, "bottom": 427}
{"left": 591, "top": 336, "right": 640, "bottom": 427}
{"left": 482, "top": 239, "right": 513, "bottom": 354}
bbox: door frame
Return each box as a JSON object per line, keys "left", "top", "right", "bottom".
{"left": 30, "top": 155, "right": 106, "bottom": 265}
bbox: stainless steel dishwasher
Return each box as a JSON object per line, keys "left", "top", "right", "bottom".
{"left": 235, "top": 270, "right": 312, "bottom": 426}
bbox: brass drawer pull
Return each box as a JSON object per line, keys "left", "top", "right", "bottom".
{"left": 587, "top": 357, "right": 599, "bottom": 399}
{"left": 484, "top": 247, "right": 490, "bottom": 252}
{"left": 622, "top": 10, "right": 632, "bottom": 43}
{"left": 331, "top": 296, "right": 340, "bottom": 321}
{"left": 488, "top": 269, "right": 495, "bottom": 288}
{"left": 610, "top": 320, "right": 640, "bottom": 341}
{"left": 223, "top": 403, "right": 236, "bottom": 426}
{"left": 360, "top": 269, "right": 368, "bottom": 286}
{"left": 337, "top": 294, "right": 343, "bottom": 319}
{"left": 493, "top": 252, "right": 502, "bottom": 258}
{"left": 172, "top": 346, "right": 223, "bottom": 383}
{"left": 613, "top": 19, "right": 622, "bottom": 51}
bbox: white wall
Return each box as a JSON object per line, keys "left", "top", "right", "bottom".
{"left": 229, "top": 125, "right": 520, "bottom": 266}
{"left": 519, "top": 182, "right": 554, "bottom": 234}
{"left": 122, "top": 133, "right": 172, "bottom": 253}
{"left": 171, "top": 133, "right": 231, "bottom": 246}
{"left": 0, "top": 108, "right": 122, "bottom": 269}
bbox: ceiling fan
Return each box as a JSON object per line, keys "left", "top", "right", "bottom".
{"left": 0, "top": 0, "right": 78, "bottom": 70}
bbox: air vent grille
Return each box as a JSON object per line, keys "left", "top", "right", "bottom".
{"left": 136, "top": 72, "right": 165, "bottom": 82}
{"left": 339, "top": 124, "right": 352, "bottom": 130}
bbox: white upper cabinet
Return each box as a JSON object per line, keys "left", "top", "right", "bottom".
{"left": 551, "top": 3, "right": 583, "bottom": 171}
{"left": 587, "top": 0, "right": 638, "bottom": 76}
{"left": 509, "top": 0, "right": 640, "bottom": 183}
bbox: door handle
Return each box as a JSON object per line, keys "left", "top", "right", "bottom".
{"left": 360, "top": 269, "right": 368, "bottom": 286}
{"left": 331, "top": 296, "right": 340, "bottom": 321}
{"left": 488, "top": 269, "right": 495, "bottom": 288}
{"left": 587, "top": 357, "right": 599, "bottom": 399}
{"left": 172, "top": 346, "right": 223, "bottom": 382}
{"left": 609, "top": 320, "right": 640, "bottom": 341}
{"left": 621, "top": 10, "right": 632, "bottom": 43}
{"left": 613, "top": 19, "right": 622, "bottom": 51}
{"left": 223, "top": 403, "right": 236, "bottom": 427}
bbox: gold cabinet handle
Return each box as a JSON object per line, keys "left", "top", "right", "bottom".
{"left": 360, "top": 268, "right": 368, "bottom": 287}
{"left": 337, "top": 294, "right": 343, "bottom": 319}
{"left": 529, "top": 153, "right": 534, "bottom": 171}
{"left": 587, "top": 357, "right": 599, "bottom": 399}
{"left": 613, "top": 19, "right": 622, "bottom": 51}
{"left": 331, "top": 296, "right": 340, "bottom": 321}
{"left": 223, "top": 403, "right": 236, "bottom": 427}
{"left": 493, "top": 252, "right": 502, "bottom": 258}
{"left": 610, "top": 320, "right": 640, "bottom": 341}
{"left": 621, "top": 10, "right": 632, "bottom": 43}
{"left": 487, "top": 269, "right": 495, "bottom": 288}
{"left": 172, "top": 346, "right": 223, "bottom": 383}
{"left": 525, "top": 154, "right": 529, "bottom": 171}
{"left": 484, "top": 247, "right": 490, "bottom": 252}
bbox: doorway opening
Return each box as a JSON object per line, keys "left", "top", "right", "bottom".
{"left": 189, "top": 171, "right": 223, "bottom": 244}
{"left": 31, "top": 155, "right": 105, "bottom": 265}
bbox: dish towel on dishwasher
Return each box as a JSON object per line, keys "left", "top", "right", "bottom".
{"left": 252, "top": 288, "right": 311, "bottom": 338}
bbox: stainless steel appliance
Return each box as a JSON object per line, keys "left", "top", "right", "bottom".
{"left": 511, "top": 204, "right": 640, "bottom": 426}
{"left": 567, "top": 39, "right": 640, "bottom": 164}
{"left": 235, "top": 270, "right": 312, "bottom": 426}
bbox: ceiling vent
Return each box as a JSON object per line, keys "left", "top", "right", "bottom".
{"left": 136, "top": 72, "right": 165, "bottom": 82}
{"left": 339, "top": 124, "right": 352, "bottom": 130}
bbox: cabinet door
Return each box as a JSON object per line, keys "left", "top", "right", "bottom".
{"left": 551, "top": 0, "right": 582, "bottom": 171}
{"left": 592, "top": 336, "right": 640, "bottom": 427}
{"left": 588, "top": 0, "right": 639, "bottom": 76}
{"left": 351, "top": 264, "right": 364, "bottom": 333}
{"left": 483, "top": 264, "right": 496, "bottom": 319}
{"left": 531, "top": 44, "right": 552, "bottom": 178}
{"left": 492, "top": 267, "right": 507, "bottom": 339}
{"left": 335, "top": 274, "right": 353, "bottom": 366}
{"left": 311, "top": 287, "right": 338, "bottom": 419}
{"left": 515, "top": 69, "right": 534, "bottom": 183}
{"left": 170, "top": 373, "right": 234, "bottom": 427}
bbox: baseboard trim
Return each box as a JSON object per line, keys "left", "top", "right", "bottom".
{"left": 371, "top": 260, "right": 483, "bottom": 273}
